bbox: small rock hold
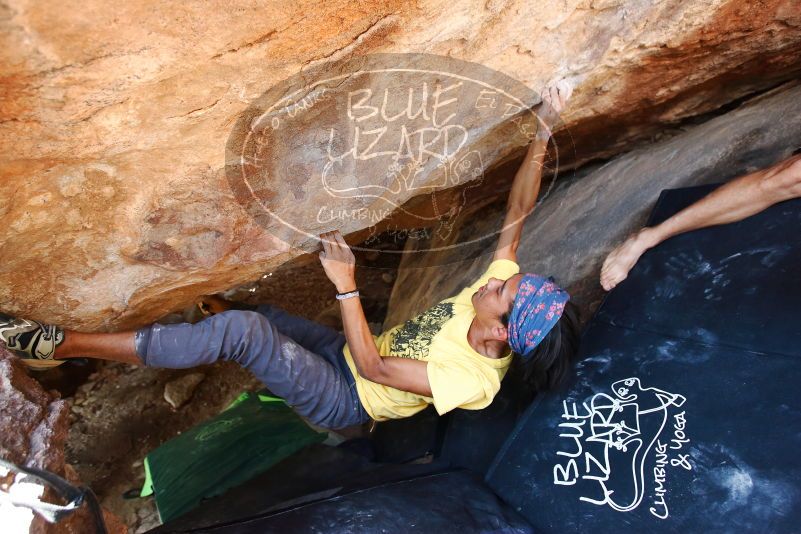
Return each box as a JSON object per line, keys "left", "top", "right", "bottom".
{"left": 163, "top": 373, "right": 206, "bottom": 409}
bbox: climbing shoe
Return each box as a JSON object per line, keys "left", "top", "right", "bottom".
{"left": 0, "top": 312, "right": 65, "bottom": 369}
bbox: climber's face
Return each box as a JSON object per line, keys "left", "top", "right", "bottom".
{"left": 471, "top": 273, "right": 525, "bottom": 340}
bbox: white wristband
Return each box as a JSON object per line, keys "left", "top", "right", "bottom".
{"left": 335, "top": 289, "right": 360, "bottom": 300}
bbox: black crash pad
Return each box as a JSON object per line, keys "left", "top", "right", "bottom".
{"left": 438, "top": 369, "right": 535, "bottom": 475}
{"left": 487, "top": 323, "right": 801, "bottom": 532}
{"left": 370, "top": 406, "right": 445, "bottom": 463}
{"left": 596, "top": 184, "right": 801, "bottom": 357}
{"left": 486, "top": 186, "right": 801, "bottom": 532}
{"left": 163, "top": 471, "right": 532, "bottom": 533}
{"left": 150, "top": 444, "right": 451, "bottom": 532}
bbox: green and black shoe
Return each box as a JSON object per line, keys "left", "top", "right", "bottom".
{"left": 0, "top": 312, "right": 65, "bottom": 369}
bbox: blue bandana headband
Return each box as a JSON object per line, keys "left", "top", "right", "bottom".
{"left": 507, "top": 274, "right": 570, "bottom": 359}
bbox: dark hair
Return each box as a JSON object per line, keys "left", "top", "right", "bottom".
{"left": 504, "top": 300, "right": 581, "bottom": 392}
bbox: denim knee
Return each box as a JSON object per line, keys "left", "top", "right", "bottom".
{"left": 221, "top": 309, "right": 270, "bottom": 329}
{"left": 135, "top": 309, "right": 279, "bottom": 369}
{"left": 212, "top": 310, "right": 279, "bottom": 364}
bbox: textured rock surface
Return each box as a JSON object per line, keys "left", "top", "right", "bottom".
{"left": 66, "top": 361, "right": 263, "bottom": 532}
{"left": 1, "top": 0, "right": 800, "bottom": 330}
{"left": 0, "top": 348, "right": 66, "bottom": 471}
{"left": 384, "top": 82, "right": 801, "bottom": 327}
{"left": 163, "top": 372, "right": 206, "bottom": 409}
{"left": 0, "top": 347, "right": 126, "bottom": 533}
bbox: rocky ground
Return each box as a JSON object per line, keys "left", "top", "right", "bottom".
{"left": 66, "top": 362, "right": 261, "bottom": 533}
{"left": 49, "top": 234, "right": 406, "bottom": 533}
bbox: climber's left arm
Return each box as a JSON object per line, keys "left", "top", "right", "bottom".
{"left": 493, "top": 135, "right": 548, "bottom": 263}
{"left": 494, "top": 83, "right": 572, "bottom": 263}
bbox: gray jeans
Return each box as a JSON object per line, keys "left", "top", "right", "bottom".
{"left": 133, "top": 304, "right": 371, "bottom": 430}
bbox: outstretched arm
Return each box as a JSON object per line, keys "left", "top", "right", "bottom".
{"left": 494, "top": 82, "right": 572, "bottom": 263}
{"left": 600, "top": 154, "right": 801, "bottom": 291}
{"left": 319, "top": 230, "right": 432, "bottom": 396}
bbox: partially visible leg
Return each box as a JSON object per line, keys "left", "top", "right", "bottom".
{"left": 253, "top": 303, "right": 345, "bottom": 359}
{"left": 601, "top": 153, "right": 801, "bottom": 291}
{"left": 137, "top": 309, "right": 368, "bottom": 428}
{"left": 197, "top": 295, "right": 254, "bottom": 316}
{"left": 198, "top": 299, "right": 349, "bottom": 379}
{"left": 133, "top": 310, "right": 276, "bottom": 369}
{"left": 196, "top": 296, "right": 346, "bottom": 360}
{"left": 0, "top": 312, "right": 139, "bottom": 368}
{"left": 2, "top": 308, "right": 369, "bottom": 428}
{"left": 56, "top": 331, "right": 139, "bottom": 364}
{"left": 762, "top": 153, "right": 801, "bottom": 199}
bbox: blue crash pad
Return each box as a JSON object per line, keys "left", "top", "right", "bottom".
{"left": 486, "top": 185, "right": 801, "bottom": 533}
{"left": 596, "top": 184, "right": 801, "bottom": 357}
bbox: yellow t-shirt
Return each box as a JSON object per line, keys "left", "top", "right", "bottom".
{"left": 343, "top": 258, "right": 520, "bottom": 421}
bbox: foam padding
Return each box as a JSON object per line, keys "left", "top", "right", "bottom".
{"left": 486, "top": 186, "right": 801, "bottom": 532}
{"left": 161, "top": 471, "right": 533, "bottom": 533}
{"left": 438, "top": 369, "right": 535, "bottom": 475}
{"left": 597, "top": 185, "right": 801, "bottom": 357}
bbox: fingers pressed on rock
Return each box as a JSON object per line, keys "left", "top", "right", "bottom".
{"left": 556, "top": 79, "right": 573, "bottom": 100}
{"left": 321, "top": 233, "right": 332, "bottom": 255}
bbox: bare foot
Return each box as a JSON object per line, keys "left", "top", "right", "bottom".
{"left": 600, "top": 230, "right": 655, "bottom": 291}
{"left": 536, "top": 80, "right": 573, "bottom": 140}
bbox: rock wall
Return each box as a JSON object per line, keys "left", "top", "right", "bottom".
{"left": 0, "top": 348, "right": 125, "bottom": 533}
{"left": 383, "top": 82, "right": 801, "bottom": 328}
{"left": 1, "top": 0, "right": 800, "bottom": 329}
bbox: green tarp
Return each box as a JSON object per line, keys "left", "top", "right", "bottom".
{"left": 140, "top": 392, "right": 325, "bottom": 522}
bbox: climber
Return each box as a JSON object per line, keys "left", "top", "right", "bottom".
{"left": 600, "top": 152, "right": 801, "bottom": 291}
{"left": 0, "top": 82, "right": 580, "bottom": 430}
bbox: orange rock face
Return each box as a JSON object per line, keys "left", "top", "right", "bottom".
{"left": 1, "top": 0, "right": 799, "bottom": 330}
